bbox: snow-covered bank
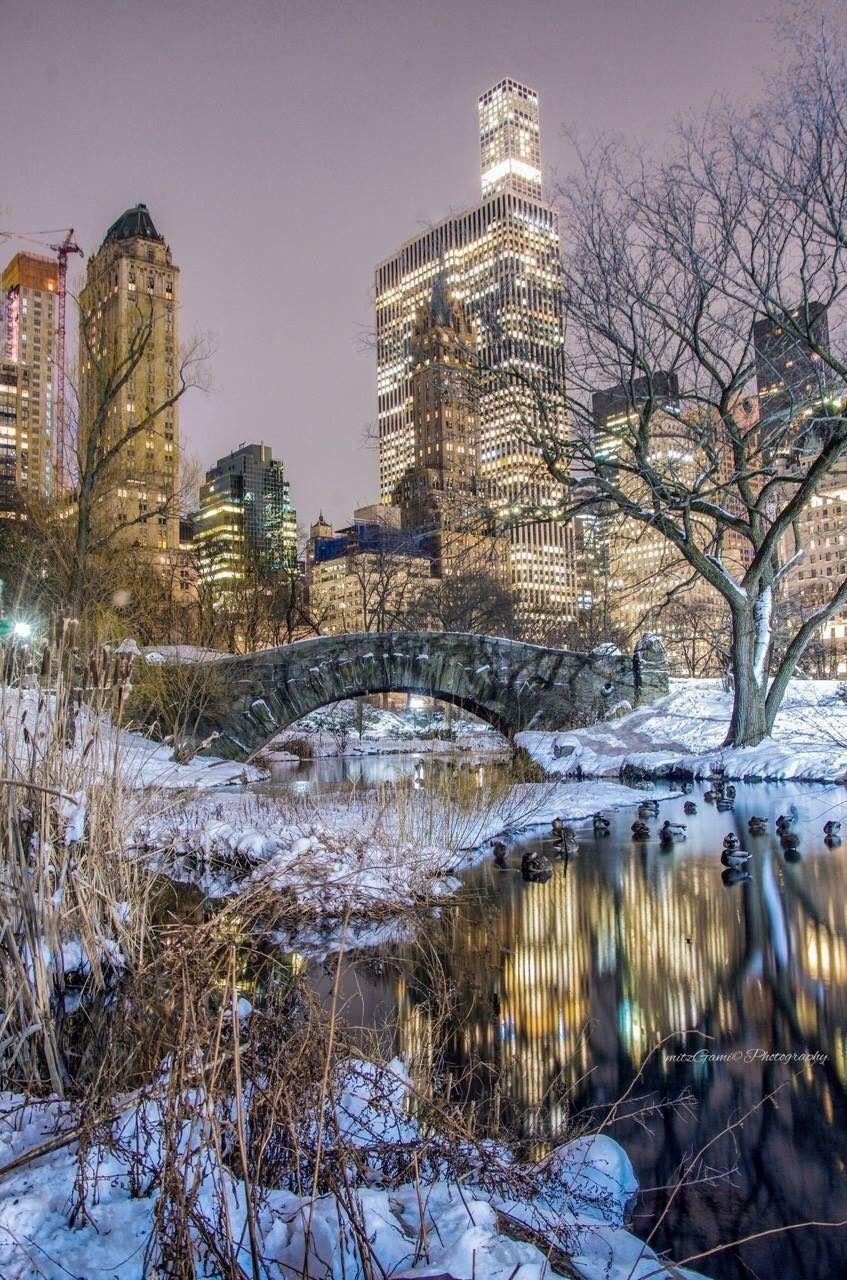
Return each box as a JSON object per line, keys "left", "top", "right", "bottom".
{"left": 0, "top": 1059, "right": 704, "bottom": 1280}
{"left": 0, "top": 687, "right": 265, "bottom": 791}
{"left": 135, "top": 780, "right": 672, "bottom": 916}
{"left": 519, "top": 679, "right": 847, "bottom": 784}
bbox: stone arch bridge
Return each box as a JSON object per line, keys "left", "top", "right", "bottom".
{"left": 180, "top": 631, "right": 668, "bottom": 760}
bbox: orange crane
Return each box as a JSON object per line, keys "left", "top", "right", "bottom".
{"left": 0, "top": 227, "right": 84, "bottom": 492}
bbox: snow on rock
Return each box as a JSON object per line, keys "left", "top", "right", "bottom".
{"left": 518, "top": 678, "right": 847, "bottom": 784}
{"left": 0, "top": 1064, "right": 704, "bottom": 1280}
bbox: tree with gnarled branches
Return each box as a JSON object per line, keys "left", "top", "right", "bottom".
{"left": 495, "top": 25, "right": 847, "bottom": 747}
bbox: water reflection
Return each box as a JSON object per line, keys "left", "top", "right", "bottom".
{"left": 259, "top": 748, "right": 510, "bottom": 792}
{"left": 311, "top": 782, "right": 847, "bottom": 1279}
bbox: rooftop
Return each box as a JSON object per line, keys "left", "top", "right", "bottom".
{"left": 101, "top": 203, "right": 164, "bottom": 249}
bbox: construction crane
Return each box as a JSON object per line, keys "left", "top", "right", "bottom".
{"left": 0, "top": 226, "right": 84, "bottom": 492}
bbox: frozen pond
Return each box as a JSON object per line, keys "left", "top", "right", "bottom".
{"left": 305, "top": 778, "right": 847, "bottom": 1280}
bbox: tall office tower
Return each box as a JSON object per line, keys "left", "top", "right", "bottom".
{"left": 395, "top": 274, "right": 503, "bottom": 577}
{"left": 193, "top": 443, "right": 297, "bottom": 589}
{"left": 0, "top": 253, "right": 59, "bottom": 512}
{"left": 78, "top": 204, "right": 180, "bottom": 554}
{"left": 375, "top": 79, "right": 577, "bottom": 620}
{"left": 591, "top": 373, "right": 680, "bottom": 469}
{"left": 589, "top": 374, "right": 731, "bottom": 670}
{"left": 754, "top": 303, "right": 830, "bottom": 418}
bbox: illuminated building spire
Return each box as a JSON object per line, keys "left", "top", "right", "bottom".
{"left": 479, "top": 77, "right": 543, "bottom": 199}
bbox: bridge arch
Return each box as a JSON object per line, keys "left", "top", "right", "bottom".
{"left": 180, "top": 631, "right": 668, "bottom": 761}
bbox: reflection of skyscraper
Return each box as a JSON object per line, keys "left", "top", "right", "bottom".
{"left": 376, "top": 79, "right": 577, "bottom": 620}
{"left": 1, "top": 252, "right": 59, "bottom": 511}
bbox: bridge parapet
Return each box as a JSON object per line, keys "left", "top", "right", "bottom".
{"left": 177, "top": 631, "right": 668, "bottom": 760}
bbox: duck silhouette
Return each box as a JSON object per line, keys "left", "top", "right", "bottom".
{"left": 631, "top": 821, "right": 651, "bottom": 841}
{"left": 721, "top": 846, "right": 751, "bottom": 867}
{"left": 748, "top": 816, "right": 768, "bottom": 836}
{"left": 592, "top": 812, "right": 611, "bottom": 835}
{"left": 521, "top": 849, "right": 553, "bottom": 883}
{"left": 492, "top": 840, "right": 509, "bottom": 868}
{"left": 683, "top": 800, "right": 698, "bottom": 815}
{"left": 661, "top": 820, "right": 687, "bottom": 844}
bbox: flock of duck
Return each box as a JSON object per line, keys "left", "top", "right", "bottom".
{"left": 492, "top": 762, "right": 843, "bottom": 887}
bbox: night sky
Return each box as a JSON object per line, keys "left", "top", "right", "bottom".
{"left": 1, "top": 0, "right": 821, "bottom": 529}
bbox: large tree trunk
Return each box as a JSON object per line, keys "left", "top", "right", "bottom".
{"left": 724, "top": 601, "right": 770, "bottom": 748}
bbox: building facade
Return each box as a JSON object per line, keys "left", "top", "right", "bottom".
{"left": 375, "top": 78, "right": 577, "bottom": 621}
{"left": 78, "top": 204, "right": 181, "bottom": 556}
{"left": 193, "top": 442, "right": 297, "bottom": 590}
{"left": 306, "top": 504, "right": 433, "bottom": 634}
{"left": 395, "top": 275, "right": 506, "bottom": 580}
{"left": 0, "top": 252, "right": 59, "bottom": 513}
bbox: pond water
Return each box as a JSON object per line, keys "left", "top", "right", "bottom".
{"left": 260, "top": 744, "right": 510, "bottom": 791}
{"left": 302, "top": 775, "right": 847, "bottom": 1280}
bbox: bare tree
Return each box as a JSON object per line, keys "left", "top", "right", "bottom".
{"left": 489, "top": 26, "right": 847, "bottom": 746}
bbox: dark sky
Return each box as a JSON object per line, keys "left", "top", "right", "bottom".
{"left": 1, "top": 0, "right": 817, "bottom": 530}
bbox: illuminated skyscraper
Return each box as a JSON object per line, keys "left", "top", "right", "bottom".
{"left": 78, "top": 204, "right": 181, "bottom": 555}
{"left": 375, "top": 79, "right": 577, "bottom": 619}
{"left": 193, "top": 442, "right": 297, "bottom": 590}
{"left": 0, "top": 252, "right": 59, "bottom": 512}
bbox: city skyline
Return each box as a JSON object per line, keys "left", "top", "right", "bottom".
{"left": 1, "top": 0, "right": 826, "bottom": 529}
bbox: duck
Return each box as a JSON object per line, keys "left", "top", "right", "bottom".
{"left": 704, "top": 790, "right": 718, "bottom": 803}
{"left": 824, "top": 820, "right": 842, "bottom": 838}
{"left": 660, "top": 820, "right": 687, "bottom": 844}
{"left": 724, "top": 784, "right": 737, "bottom": 800}
{"left": 722, "top": 866, "right": 751, "bottom": 886}
{"left": 557, "top": 828, "right": 579, "bottom": 856}
{"left": 723, "top": 832, "right": 742, "bottom": 852}
{"left": 721, "top": 847, "right": 752, "bottom": 867}
{"left": 780, "top": 830, "right": 801, "bottom": 851}
{"left": 551, "top": 817, "right": 566, "bottom": 838}
{"left": 716, "top": 798, "right": 735, "bottom": 813}
{"left": 631, "top": 821, "right": 651, "bottom": 841}
{"left": 492, "top": 840, "right": 509, "bottom": 869}
{"left": 776, "top": 806, "right": 799, "bottom": 832}
{"left": 748, "top": 816, "right": 768, "bottom": 836}
{"left": 521, "top": 849, "right": 553, "bottom": 883}
{"left": 683, "top": 800, "right": 698, "bottom": 815}
{"left": 592, "top": 812, "right": 611, "bottom": 835}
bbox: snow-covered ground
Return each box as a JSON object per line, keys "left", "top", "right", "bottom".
{"left": 519, "top": 679, "right": 847, "bottom": 784}
{"left": 0, "top": 1059, "right": 703, "bottom": 1280}
{"left": 136, "top": 780, "right": 670, "bottom": 915}
{"left": 269, "top": 697, "right": 508, "bottom": 759}
{"left": 0, "top": 687, "right": 265, "bottom": 791}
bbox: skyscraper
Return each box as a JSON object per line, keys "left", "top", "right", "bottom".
{"left": 754, "top": 303, "right": 830, "bottom": 418}
{"left": 78, "top": 204, "right": 181, "bottom": 554}
{"left": 375, "top": 79, "right": 577, "bottom": 619}
{"left": 193, "top": 442, "right": 297, "bottom": 589}
{"left": 0, "top": 252, "right": 59, "bottom": 512}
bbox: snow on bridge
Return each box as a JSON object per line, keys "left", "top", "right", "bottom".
{"left": 179, "top": 631, "right": 669, "bottom": 760}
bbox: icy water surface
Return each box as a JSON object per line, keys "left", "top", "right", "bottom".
{"left": 306, "top": 779, "right": 847, "bottom": 1280}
